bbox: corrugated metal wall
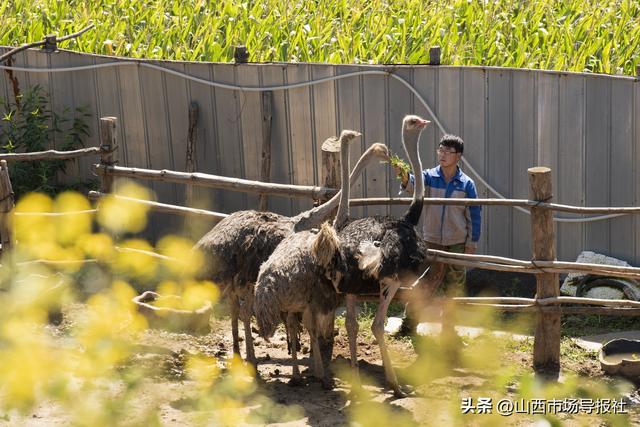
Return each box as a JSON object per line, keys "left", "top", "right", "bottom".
{"left": 1, "top": 48, "right": 638, "bottom": 265}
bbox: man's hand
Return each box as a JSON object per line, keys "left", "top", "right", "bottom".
{"left": 464, "top": 246, "right": 476, "bottom": 255}
{"left": 392, "top": 165, "right": 409, "bottom": 187}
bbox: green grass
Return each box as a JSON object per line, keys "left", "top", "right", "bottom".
{"left": 562, "top": 314, "right": 640, "bottom": 337}
{"left": 2, "top": 0, "right": 639, "bottom": 75}
{"left": 334, "top": 301, "right": 406, "bottom": 342}
{"left": 505, "top": 336, "right": 597, "bottom": 371}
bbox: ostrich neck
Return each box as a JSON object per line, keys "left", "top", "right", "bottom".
{"left": 292, "top": 144, "right": 376, "bottom": 231}
{"left": 332, "top": 140, "right": 351, "bottom": 229}
{"left": 403, "top": 129, "right": 424, "bottom": 226}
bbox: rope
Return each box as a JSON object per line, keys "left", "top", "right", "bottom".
{"left": 0, "top": 60, "right": 630, "bottom": 223}
{"left": 530, "top": 259, "right": 549, "bottom": 274}
{"left": 99, "top": 145, "right": 118, "bottom": 155}
{"left": 0, "top": 192, "right": 14, "bottom": 204}
{"left": 534, "top": 195, "right": 554, "bottom": 207}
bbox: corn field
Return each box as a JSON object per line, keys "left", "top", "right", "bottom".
{"left": 2, "top": 0, "right": 639, "bottom": 74}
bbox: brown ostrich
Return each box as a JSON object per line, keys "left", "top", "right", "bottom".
{"left": 194, "top": 132, "right": 388, "bottom": 366}
{"left": 253, "top": 131, "right": 382, "bottom": 388}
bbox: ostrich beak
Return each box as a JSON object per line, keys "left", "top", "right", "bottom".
{"left": 417, "top": 119, "right": 431, "bottom": 129}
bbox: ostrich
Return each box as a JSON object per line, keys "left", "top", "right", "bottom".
{"left": 253, "top": 131, "right": 381, "bottom": 388}
{"left": 338, "top": 114, "right": 430, "bottom": 397}
{"left": 194, "top": 132, "right": 387, "bottom": 366}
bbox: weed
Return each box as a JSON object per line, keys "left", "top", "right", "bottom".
{"left": 0, "top": 85, "right": 95, "bottom": 198}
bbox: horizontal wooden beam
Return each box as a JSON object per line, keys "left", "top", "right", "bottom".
{"left": 453, "top": 296, "right": 640, "bottom": 308}
{"left": 427, "top": 249, "right": 640, "bottom": 280}
{"left": 0, "top": 146, "right": 101, "bottom": 161}
{"left": 93, "top": 164, "right": 337, "bottom": 200}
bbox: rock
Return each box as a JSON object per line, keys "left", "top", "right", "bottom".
{"left": 132, "top": 291, "right": 212, "bottom": 334}
{"left": 560, "top": 251, "right": 638, "bottom": 299}
{"left": 583, "top": 287, "right": 625, "bottom": 300}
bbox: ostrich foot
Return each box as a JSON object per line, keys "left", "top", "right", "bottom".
{"left": 288, "top": 376, "right": 305, "bottom": 387}
{"left": 391, "top": 382, "right": 414, "bottom": 398}
{"left": 320, "top": 376, "right": 335, "bottom": 390}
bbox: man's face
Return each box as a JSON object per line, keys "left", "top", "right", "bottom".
{"left": 437, "top": 145, "right": 462, "bottom": 168}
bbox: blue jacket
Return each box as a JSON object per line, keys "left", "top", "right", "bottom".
{"left": 406, "top": 165, "right": 481, "bottom": 248}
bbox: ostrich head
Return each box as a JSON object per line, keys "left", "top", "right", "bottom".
{"left": 338, "top": 129, "right": 362, "bottom": 145}
{"left": 369, "top": 142, "right": 390, "bottom": 162}
{"left": 402, "top": 114, "right": 430, "bottom": 133}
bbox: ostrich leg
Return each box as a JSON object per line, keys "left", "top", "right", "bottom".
{"left": 230, "top": 294, "right": 241, "bottom": 356}
{"left": 345, "top": 294, "right": 360, "bottom": 377}
{"left": 240, "top": 289, "right": 257, "bottom": 367}
{"left": 309, "top": 331, "right": 326, "bottom": 387}
{"left": 371, "top": 278, "right": 407, "bottom": 398}
{"left": 287, "top": 312, "right": 304, "bottom": 385}
{"left": 316, "top": 310, "right": 336, "bottom": 389}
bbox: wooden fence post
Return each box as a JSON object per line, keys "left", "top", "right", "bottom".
{"left": 258, "top": 91, "right": 273, "bottom": 211}
{"left": 99, "top": 117, "right": 118, "bottom": 193}
{"left": 318, "top": 136, "right": 341, "bottom": 213}
{"left": 0, "top": 160, "right": 15, "bottom": 254}
{"left": 185, "top": 102, "right": 199, "bottom": 207}
{"left": 429, "top": 46, "right": 441, "bottom": 65}
{"left": 528, "top": 166, "right": 560, "bottom": 378}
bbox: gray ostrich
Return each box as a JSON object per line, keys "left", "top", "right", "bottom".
{"left": 194, "top": 132, "right": 386, "bottom": 366}
{"left": 253, "top": 132, "right": 382, "bottom": 388}
{"left": 338, "top": 114, "right": 430, "bottom": 397}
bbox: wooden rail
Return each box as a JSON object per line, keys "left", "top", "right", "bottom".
{"left": 92, "top": 164, "right": 338, "bottom": 200}
{"left": 426, "top": 249, "right": 640, "bottom": 279}
{"left": 0, "top": 147, "right": 101, "bottom": 161}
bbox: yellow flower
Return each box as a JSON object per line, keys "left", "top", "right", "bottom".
{"left": 96, "top": 181, "right": 153, "bottom": 234}
{"left": 77, "top": 233, "right": 115, "bottom": 262}
{"left": 12, "top": 193, "right": 55, "bottom": 248}
{"left": 113, "top": 239, "right": 158, "bottom": 281}
{"left": 53, "top": 192, "right": 93, "bottom": 245}
{"left": 186, "top": 353, "right": 220, "bottom": 389}
{"left": 157, "top": 235, "right": 203, "bottom": 277}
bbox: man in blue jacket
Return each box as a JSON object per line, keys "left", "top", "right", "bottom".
{"left": 394, "top": 134, "right": 481, "bottom": 344}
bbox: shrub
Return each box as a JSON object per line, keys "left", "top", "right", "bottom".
{"left": 0, "top": 84, "right": 94, "bottom": 199}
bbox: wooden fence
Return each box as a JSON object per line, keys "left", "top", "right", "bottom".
{"left": 2, "top": 116, "right": 640, "bottom": 377}
{"left": 1, "top": 47, "right": 640, "bottom": 265}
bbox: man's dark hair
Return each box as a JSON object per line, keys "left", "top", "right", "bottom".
{"left": 440, "top": 134, "right": 464, "bottom": 154}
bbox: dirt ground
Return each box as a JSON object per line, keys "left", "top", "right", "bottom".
{"left": 11, "top": 313, "right": 640, "bottom": 426}
{"left": 9, "top": 270, "right": 640, "bottom": 426}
